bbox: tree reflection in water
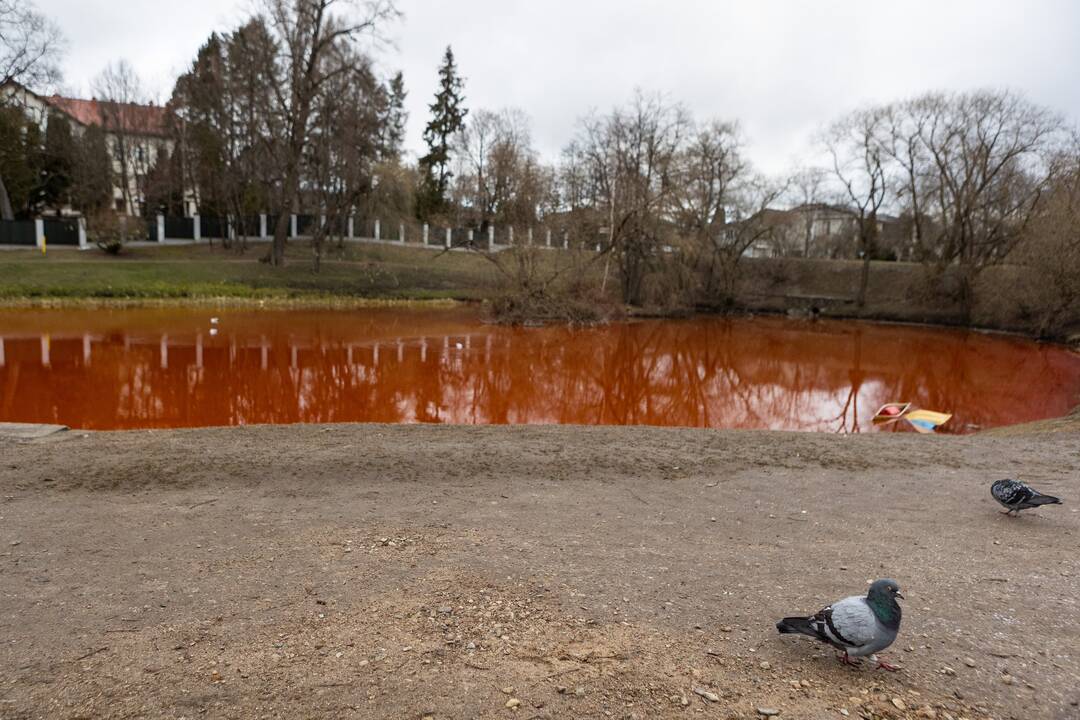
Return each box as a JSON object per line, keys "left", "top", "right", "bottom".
{"left": 0, "top": 308, "right": 1077, "bottom": 431}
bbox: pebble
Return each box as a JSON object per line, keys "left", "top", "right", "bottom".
{"left": 891, "top": 698, "right": 907, "bottom": 711}
{"left": 1001, "top": 674, "right": 1014, "bottom": 685}
{"left": 438, "top": 606, "right": 453, "bottom": 614}
{"left": 942, "top": 666, "right": 956, "bottom": 676}
{"left": 501, "top": 687, "right": 514, "bottom": 695}
{"left": 759, "top": 661, "right": 771, "bottom": 670}
{"left": 839, "top": 711, "right": 849, "bottom": 717}
{"left": 505, "top": 698, "right": 520, "bottom": 709}
{"left": 757, "top": 709, "right": 781, "bottom": 717}
{"left": 963, "top": 657, "right": 976, "bottom": 667}
{"left": 692, "top": 687, "right": 719, "bottom": 702}
{"left": 574, "top": 686, "right": 586, "bottom": 697}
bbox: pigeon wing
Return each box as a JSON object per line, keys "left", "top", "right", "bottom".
{"left": 813, "top": 596, "right": 880, "bottom": 652}
{"left": 992, "top": 479, "right": 1032, "bottom": 508}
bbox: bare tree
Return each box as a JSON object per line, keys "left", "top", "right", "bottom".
{"left": 912, "top": 90, "right": 1065, "bottom": 315}
{"left": 1015, "top": 141, "right": 1080, "bottom": 337}
{"left": 572, "top": 91, "right": 690, "bottom": 305}
{"left": 259, "top": 0, "right": 398, "bottom": 266}
{"left": 824, "top": 106, "right": 891, "bottom": 308}
{"left": 93, "top": 60, "right": 154, "bottom": 219}
{"left": 786, "top": 166, "right": 827, "bottom": 257}
{"left": 0, "top": 0, "right": 63, "bottom": 219}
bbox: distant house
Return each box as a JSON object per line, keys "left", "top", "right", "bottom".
{"left": 1, "top": 81, "right": 174, "bottom": 217}
{"left": 765, "top": 204, "right": 911, "bottom": 260}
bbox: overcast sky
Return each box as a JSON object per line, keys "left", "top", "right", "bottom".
{"left": 36, "top": 0, "right": 1080, "bottom": 174}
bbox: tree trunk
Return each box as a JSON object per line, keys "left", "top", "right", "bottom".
{"left": 271, "top": 211, "right": 290, "bottom": 266}
{"left": 857, "top": 253, "right": 871, "bottom": 309}
{"left": 0, "top": 172, "right": 14, "bottom": 221}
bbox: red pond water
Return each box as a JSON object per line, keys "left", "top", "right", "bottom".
{"left": 0, "top": 307, "right": 1077, "bottom": 432}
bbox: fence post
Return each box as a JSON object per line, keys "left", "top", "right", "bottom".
{"left": 527, "top": 227, "right": 533, "bottom": 245}
{"left": 422, "top": 223, "right": 429, "bottom": 245}
{"left": 157, "top": 214, "right": 165, "bottom": 242}
{"left": 563, "top": 232, "right": 569, "bottom": 249}
{"left": 374, "top": 219, "right": 381, "bottom": 242}
{"left": 445, "top": 227, "right": 451, "bottom": 249}
{"left": 193, "top": 214, "right": 201, "bottom": 242}
{"left": 346, "top": 216, "right": 354, "bottom": 239}
{"left": 78, "top": 217, "right": 88, "bottom": 249}
{"left": 508, "top": 226, "right": 514, "bottom": 245}
{"left": 289, "top": 214, "right": 297, "bottom": 238}
{"left": 400, "top": 223, "right": 406, "bottom": 244}
{"left": 259, "top": 213, "right": 267, "bottom": 239}
{"left": 467, "top": 229, "right": 474, "bottom": 245}
{"left": 488, "top": 225, "right": 495, "bottom": 251}
{"left": 34, "top": 218, "right": 44, "bottom": 249}
{"left": 319, "top": 214, "right": 326, "bottom": 234}
{"left": 545, "top": 228, "right": 552, "bottom": 248}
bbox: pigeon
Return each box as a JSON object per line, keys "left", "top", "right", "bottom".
{"left": 991, "top": 478, "right": 1062, "bottom": 516}
{"left": 776, "top": 579, "right": 903, "bottom": 671}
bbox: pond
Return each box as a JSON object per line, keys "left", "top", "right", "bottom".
{"left": 1, "top": 307, "right": 1078, "bottom": 433}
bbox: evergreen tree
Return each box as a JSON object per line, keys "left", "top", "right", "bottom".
{"left": 378, "top": 70, "right": 407, "bottom": 161}
{"left": 36, "top": 112, "right": 75, "bottom": 214}
{"left": 70, "top": 125, "right": 113, "bottom": 214}
{"left": 417, "top": 46, "right": 466, "bottom": 219}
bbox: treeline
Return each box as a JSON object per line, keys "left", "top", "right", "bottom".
{"left": 2, "top": 1, "right": 1078, "bottom": 336}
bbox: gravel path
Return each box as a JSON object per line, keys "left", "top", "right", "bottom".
{"left": 1, "top": 424, "right": 1078, "bottom": 719}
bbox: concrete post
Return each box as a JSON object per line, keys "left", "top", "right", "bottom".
{"left": 347, "top": 216, "right": 354, "bottom": 239}
{"left": 467, "top": 229, "right": 474, "bottom": 245}
{"left": 34, "top": 218, "right": 44, "bottom": 249}
{"left": 78, "top": 217, "right": 88, "bottom": 249}
{"left": 445, "top": 227, "right": 452, "bottom": 249}
{"left": 527, "top": 227, "right": 533, "bottom": 245}
{"left": 488, "top": 226, "right": 495, "bottom": 251}
{"left": 545, "top": 228, "right": 552, "bottom": 248}
{"left": 259, "top": 213, "right": 267, "bottom": 239}
{"left": 563, "top": 232, "right": 569, "bottom": 249}
{"left": 508, "top": 226, "right": 514, "bottom": 245}
{"left": 422, "top": 223, "right": 429, "bottom": 245}
{"left": 400, "top": 223, "right": 406, "bottom": 244}
{"left": 319, "top": 214, "right": 326, "bottom": 235}
{"left": 290, "top": 214, "right": 297, "bottom": 238}
{"left": 193, "top": 214, "right": 201, "bottom": 242}
{"left": 374, "top": 219, "right": 381, "bottom": 242}
{"left": 157, "top": 214, "right": 165, "bottom": 242}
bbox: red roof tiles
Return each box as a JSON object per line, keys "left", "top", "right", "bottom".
{"left": 46, "top": 95, "right": 168, "bottom": 137}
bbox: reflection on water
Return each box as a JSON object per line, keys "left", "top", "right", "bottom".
{"left": 1, "top": 307, "right": 1078, "bottom": 432}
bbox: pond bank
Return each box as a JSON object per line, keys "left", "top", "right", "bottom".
{"left": 1, "top": 423, "right": 1077, "bottom": 719}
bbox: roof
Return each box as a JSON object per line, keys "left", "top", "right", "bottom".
{"left": 45, "top": 95, "right": 168, "bottom": 137}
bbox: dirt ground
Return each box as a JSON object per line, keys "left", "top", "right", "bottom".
{"left": 1, "top": 424, "right": 1078, "bottom": 720}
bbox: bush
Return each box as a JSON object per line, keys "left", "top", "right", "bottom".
{"left": 88, "top": 211, "right": 129, "bottom": 255}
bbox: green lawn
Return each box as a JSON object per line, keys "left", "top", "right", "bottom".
{"left": 0, "top": 241, "right": 506, "bottom": 302}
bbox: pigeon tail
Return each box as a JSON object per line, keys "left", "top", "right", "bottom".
{"left": 776, "top": 617, "right": 816, "bottom": 637}
{"left": 1029, "top": 493, "right": 1062, "bottom": 506}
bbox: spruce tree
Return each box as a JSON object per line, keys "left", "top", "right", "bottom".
{"left": 379, "top": 71, "right": 408, "bottom": 161}
{"left": 417, "top": 46, "right": 466, "bottom": 219}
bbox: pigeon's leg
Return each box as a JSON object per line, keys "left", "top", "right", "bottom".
{"left": 836, "top": 652, "right": 861, "bottom": 667}
{"left": 874, "top": 656, "right": 901, "bottom": 672}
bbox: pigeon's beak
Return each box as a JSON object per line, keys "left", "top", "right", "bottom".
{"left": 895, "top": 591, "right": 905, "bottom": 600}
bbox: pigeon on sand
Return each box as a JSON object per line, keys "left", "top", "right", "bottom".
{"left": 776, "top": 579, "right": 903, "bottom": 671}
{"left": 991, "top": 478, "right": 1062, "bottom": 516}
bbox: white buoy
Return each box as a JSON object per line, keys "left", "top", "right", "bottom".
{"left": 210, "top": 317, "right": 219, "bottom": 325}
{"left": 455, "top": 342, "right": 463, "bottom": 349}
{"left": 209, "top": 328, "right": 219, "bottom": 337}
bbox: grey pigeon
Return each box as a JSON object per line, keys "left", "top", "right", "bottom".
{"left": 991, "top": 479, "right": 1062, "bottom": 516}
{"left": 776, "top": 579, "right": 903, "bottom": 670}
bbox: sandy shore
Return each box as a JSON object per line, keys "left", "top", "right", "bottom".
{"left": 1, "top": 424, "right": 1078, "bottom": 719}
